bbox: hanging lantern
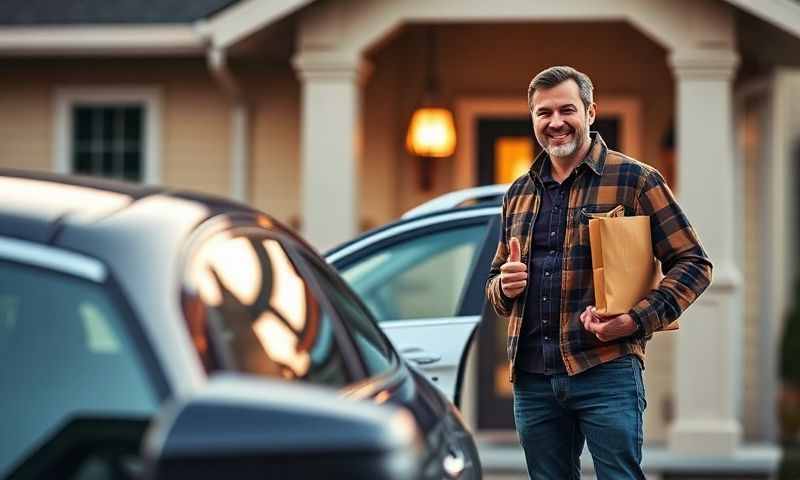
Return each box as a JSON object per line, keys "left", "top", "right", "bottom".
{"left": 405, "top": 26, "right": 457, "bottom": 190}
{"left": 405, "top": 107, "right": 456, "bottom": 158}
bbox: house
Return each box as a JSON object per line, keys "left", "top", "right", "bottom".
{"left": 1, "top": 0, "right": 798, "bottom": 474}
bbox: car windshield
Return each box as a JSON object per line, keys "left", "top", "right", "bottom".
{"left": 0, "top": 260, "right": 158, "bottom": 476}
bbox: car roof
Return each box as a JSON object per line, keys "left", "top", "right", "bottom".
{"left": 400, "top": 184, "right": 507, "bottom": 219}
{"left": 327, "top": 185, "right": 505, "bottom": 259}
{"left": 0, "top": 169, "right": 309, "bottom": 399}
{"left": 326, "top": 202, "right": 500, "bottom": 261}
{"left": 0, "top": 168, "right": 278, "bottom": 246}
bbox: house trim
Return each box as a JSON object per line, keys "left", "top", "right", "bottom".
{"left": 200, "top": 0, "right": 314, "bottom": 49}
{"left": 53, "top": 86, "right": 163, "bottom": 185}
{"left": 0, "top": 25, "right": 204, "bottom": 56}
{"left": 723, "top": 0, "right": 800, "bottom": 41}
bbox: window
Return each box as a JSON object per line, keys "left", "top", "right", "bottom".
{"left": 184, "top": 232, "right": 350, "bottom": 387}
{"left": 340, "top": 223, "right": 488, "bottom": 321}
{"left": 54, "top": 88, "right": 161, "bottom": 184}
{"left": 72, "top": 105, "right": 143, "bottom": 181}
{"left": 300, "top": 252, "right": 395, "bottom": 377}
{"left": 0, "top": 261, "right": 158, "bottom": 477}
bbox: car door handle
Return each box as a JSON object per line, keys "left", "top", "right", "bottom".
{"left": 400, "top": 347, "right": 442, "bottom": 365}
{"left": 443, "top": 446, "right": 466, "bottom": 479}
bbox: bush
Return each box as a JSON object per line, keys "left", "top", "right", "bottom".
{"left": 781, "top": 277, "right": 800, "bottom": 443}
{"left": 782, "top": 279, "right": 800, "bottom": 385}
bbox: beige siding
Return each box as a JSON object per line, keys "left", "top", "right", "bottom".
{"left": 0, "top": 78, "right": 52, "bottom": 171}
{"left": 247, "top": 65, "right": 301, "bottom": 227}
{"left": 161, "top": 71, "right": 231, "bottom": 196}
{"left": 0, "top": 59, "right": 232, "bottom": 197}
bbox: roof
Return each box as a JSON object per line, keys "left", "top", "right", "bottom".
{"left": 0, "top": 0, "right": 240, "bottom": 25}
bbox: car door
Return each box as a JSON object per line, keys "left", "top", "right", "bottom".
{"left": 327, "top": 207, "right": 499, "bottom": 404}
{"left": 290, "top": 247, "right": 481, "bottom": 480}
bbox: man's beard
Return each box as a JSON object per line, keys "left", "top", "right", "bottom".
{"left": 546, "top": 137, "right": 579, "bottom": 157}
{"left": 537, "top": 120, "right": 589, "bottom": 158}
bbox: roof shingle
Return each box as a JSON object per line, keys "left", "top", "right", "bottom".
{"left": 0, "top": 0, "right": 240, "bottom": 25}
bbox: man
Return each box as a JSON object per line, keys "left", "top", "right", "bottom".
{"left": 485, "top": 66, "right": 712, "bottom": 479}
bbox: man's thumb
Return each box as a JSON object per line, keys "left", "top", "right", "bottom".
{"left": 509, "top": 237, "right": 521, "bottom": 262}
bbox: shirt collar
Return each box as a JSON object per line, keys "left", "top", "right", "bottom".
{"left": 529, "top": 131, "right": 607, "bottom": 181}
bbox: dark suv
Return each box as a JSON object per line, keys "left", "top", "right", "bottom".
{"left": 0, "top": 170, "right": 480, "bottom": 480}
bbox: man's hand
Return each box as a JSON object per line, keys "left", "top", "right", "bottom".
{"left": 580, "top": 307, "right": 639, "bottom": 342}
{"left": 500, "top": 237, "right": 527, "bottom": 299}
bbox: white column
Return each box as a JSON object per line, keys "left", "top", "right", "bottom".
{"left": 667, "top": 49, "right": 743, "bottom": 455}
{"left": 293, "top": 52, "right": 371, "bottom": 251}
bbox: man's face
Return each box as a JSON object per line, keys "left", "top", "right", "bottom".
{"left": 531, "top": 79, "right": 596, "bottom": 159}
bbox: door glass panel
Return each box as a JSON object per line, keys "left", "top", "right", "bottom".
{"left": 340, "top": 224, "right": 487, "bottom": 322}
{"left": 184, "top": 232, "right": 350, "bottom": 387}
{"left": 0, "top": 261, "right": 158, "bottom": 476}
{"left": 300, "top": 252, "right": 396, "bottom": 377}
{"left": 495, "top": 137, "right": 534, "bottom": 184}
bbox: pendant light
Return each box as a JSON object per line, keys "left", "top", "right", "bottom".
{"left": 405, "top": 26, "right": 456, "bottom": 190}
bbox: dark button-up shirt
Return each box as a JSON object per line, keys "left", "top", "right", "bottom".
{"left": 516, "top": 162, "right": 575, "bottom": 374}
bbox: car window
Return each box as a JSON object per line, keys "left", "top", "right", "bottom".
{"left": 299, "top": 251, "right": 396, "bottom": 377}
{"left": 184, "top": 232, "right": 350, "bottom": 387}
{"left": 0, "top": 261, "right": 158, "bottom": 477}
{"left": 339, "top": 223, "right": 488, "bottom": 322}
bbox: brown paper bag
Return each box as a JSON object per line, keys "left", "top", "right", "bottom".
{"left": 588, "top": 206, "right": 678, "bottom": 332}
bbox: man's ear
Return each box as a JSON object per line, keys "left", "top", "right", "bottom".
{"left": 587, "top": 102, "right": 597, "bottom": 126}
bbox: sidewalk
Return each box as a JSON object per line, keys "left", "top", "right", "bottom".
{"left": 477, "top": 434, "right": 782, "bottom": 479}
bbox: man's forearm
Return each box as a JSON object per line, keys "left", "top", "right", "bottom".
{"left": 630, "top": 252, "right": 712, "bottom": 337}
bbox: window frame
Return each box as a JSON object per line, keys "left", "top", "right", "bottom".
{"left": 331, "top": 215, "right": 494, "bottom": 321}
{"left": 179, "top": 218, "right": 369, "bottom": 385}
{"left": 53, "top": 86, "right": 162, "bottom": 184}
{"left": 293, "top": 247, "right": 401, "bottom": 378}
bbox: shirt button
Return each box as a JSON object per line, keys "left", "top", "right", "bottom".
{"left": 545, "top": 271, "right": 551, "bottom": 276}
{"left": 544, "top": 336, "right": 550, "bottom": 341}
{"left": 543, "top": 297, "right": 549, "bottom": 301}
{"left": 550, "top": 232, "right": 556, "bottom": 237}
{"left": 550, "top": 250, "right": 556, "bottom": 255}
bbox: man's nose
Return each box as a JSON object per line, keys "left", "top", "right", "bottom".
{"left": 549, "top": 113, "right": 564, "bottom": 129}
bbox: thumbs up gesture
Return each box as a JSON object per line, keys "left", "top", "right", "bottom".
{"left": 500, "top": 237, "right": 527, "bottom": 299}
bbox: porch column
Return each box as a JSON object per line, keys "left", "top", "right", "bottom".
{"left": 667, "top": 49, "right": 743, "bottom": 455}
{"left": 293, "top": 52, "right": 371, "bottom": 250}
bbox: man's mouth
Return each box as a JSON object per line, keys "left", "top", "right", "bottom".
{"left": 548, "top": 130, "right": 573, "bottom": 144}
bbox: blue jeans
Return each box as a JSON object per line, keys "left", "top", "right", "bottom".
{"left": 513, "top": 355, "right": 647, "bottom": 480}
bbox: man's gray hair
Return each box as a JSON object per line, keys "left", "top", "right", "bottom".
{"left": 527, "top": 66, "right": 594, "bottom": 112}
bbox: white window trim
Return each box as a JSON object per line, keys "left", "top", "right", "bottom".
{"left": 53, "top": 86, "right": 162, "bottom": 185}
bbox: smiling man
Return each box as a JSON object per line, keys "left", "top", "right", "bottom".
{"left": 485, "top": 66, "right": 713, "bottom": 479}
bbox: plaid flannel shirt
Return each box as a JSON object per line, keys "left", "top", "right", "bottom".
{"left": 486, "top": 133, "right": 713, "bottom": 381}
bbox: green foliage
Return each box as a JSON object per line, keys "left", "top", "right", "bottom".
{"left": 782, "top": 279, "right": 800, "bottom": 384}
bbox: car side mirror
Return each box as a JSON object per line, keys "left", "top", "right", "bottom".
{"left": 142, "top": 375, "right": 423, "bottom": 480}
